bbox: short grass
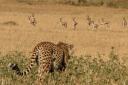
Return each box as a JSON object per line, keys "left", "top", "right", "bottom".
{"left": 0, "top": 48, "right": 128, "bottom": 85}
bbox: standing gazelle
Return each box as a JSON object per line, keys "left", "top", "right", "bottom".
{"left": 86, "top": 16, "right": 99, "bottom": 30}
{"left": 28, "top": 13, "right": 37, "bottom": 26}
{"left": 59, "top": 17, "right": 67, "bottom": 28}
{"left": 72, "top": 17, "right": 78, "bottom": 30}
{"left": 100, "top": 18, "right": 110, "bottom": 29}
{"left": 122, "top": 17, "right": 127, "bottom": 28}
{"left": 86, "top": 15, "right": 93, "bottom": 26}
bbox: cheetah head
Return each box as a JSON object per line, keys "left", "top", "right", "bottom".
{"left": 57, "top": 41, "right": 74, "bottom": 57}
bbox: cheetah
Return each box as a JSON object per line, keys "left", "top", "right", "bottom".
{"left": 8, "top": 41, "right": 73, "bottom": 84}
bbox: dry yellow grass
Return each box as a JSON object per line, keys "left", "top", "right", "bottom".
{"left": 0, "top": 1, "right": 128, "bottom": 85}
{"left": 0, "top": 1, "right": 128, "bottom": 58}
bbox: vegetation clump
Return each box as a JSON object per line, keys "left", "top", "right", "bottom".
{"left": 0, "top": 48, "right": 128, "bottom": 85}
{"left": 16, "top": 0, "right": 128, "bottom": 9}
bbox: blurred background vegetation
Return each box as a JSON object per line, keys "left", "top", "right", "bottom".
{"left": 11, "top": 0, "right": 128, "bottom": 8}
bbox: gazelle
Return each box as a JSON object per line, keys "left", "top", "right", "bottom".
{"left": 59, "top": 17, "right": 67, "bottom": 28}
{"left": 28, "top": 13, "right": 37, "bottom": 26}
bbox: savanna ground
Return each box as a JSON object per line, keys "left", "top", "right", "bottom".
{"left": 0, "top": 0, "right": 128, "bottom": 85}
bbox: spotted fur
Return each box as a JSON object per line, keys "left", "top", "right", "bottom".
{"left": 8, "top": 41, "right": 73, "bottom": 84}
{"left": 9, "top": 42, "right": 64, "bottom": 76}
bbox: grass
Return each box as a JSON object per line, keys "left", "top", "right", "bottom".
{"left": 0, "top": 48, "right": 128, "bottom": 85}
